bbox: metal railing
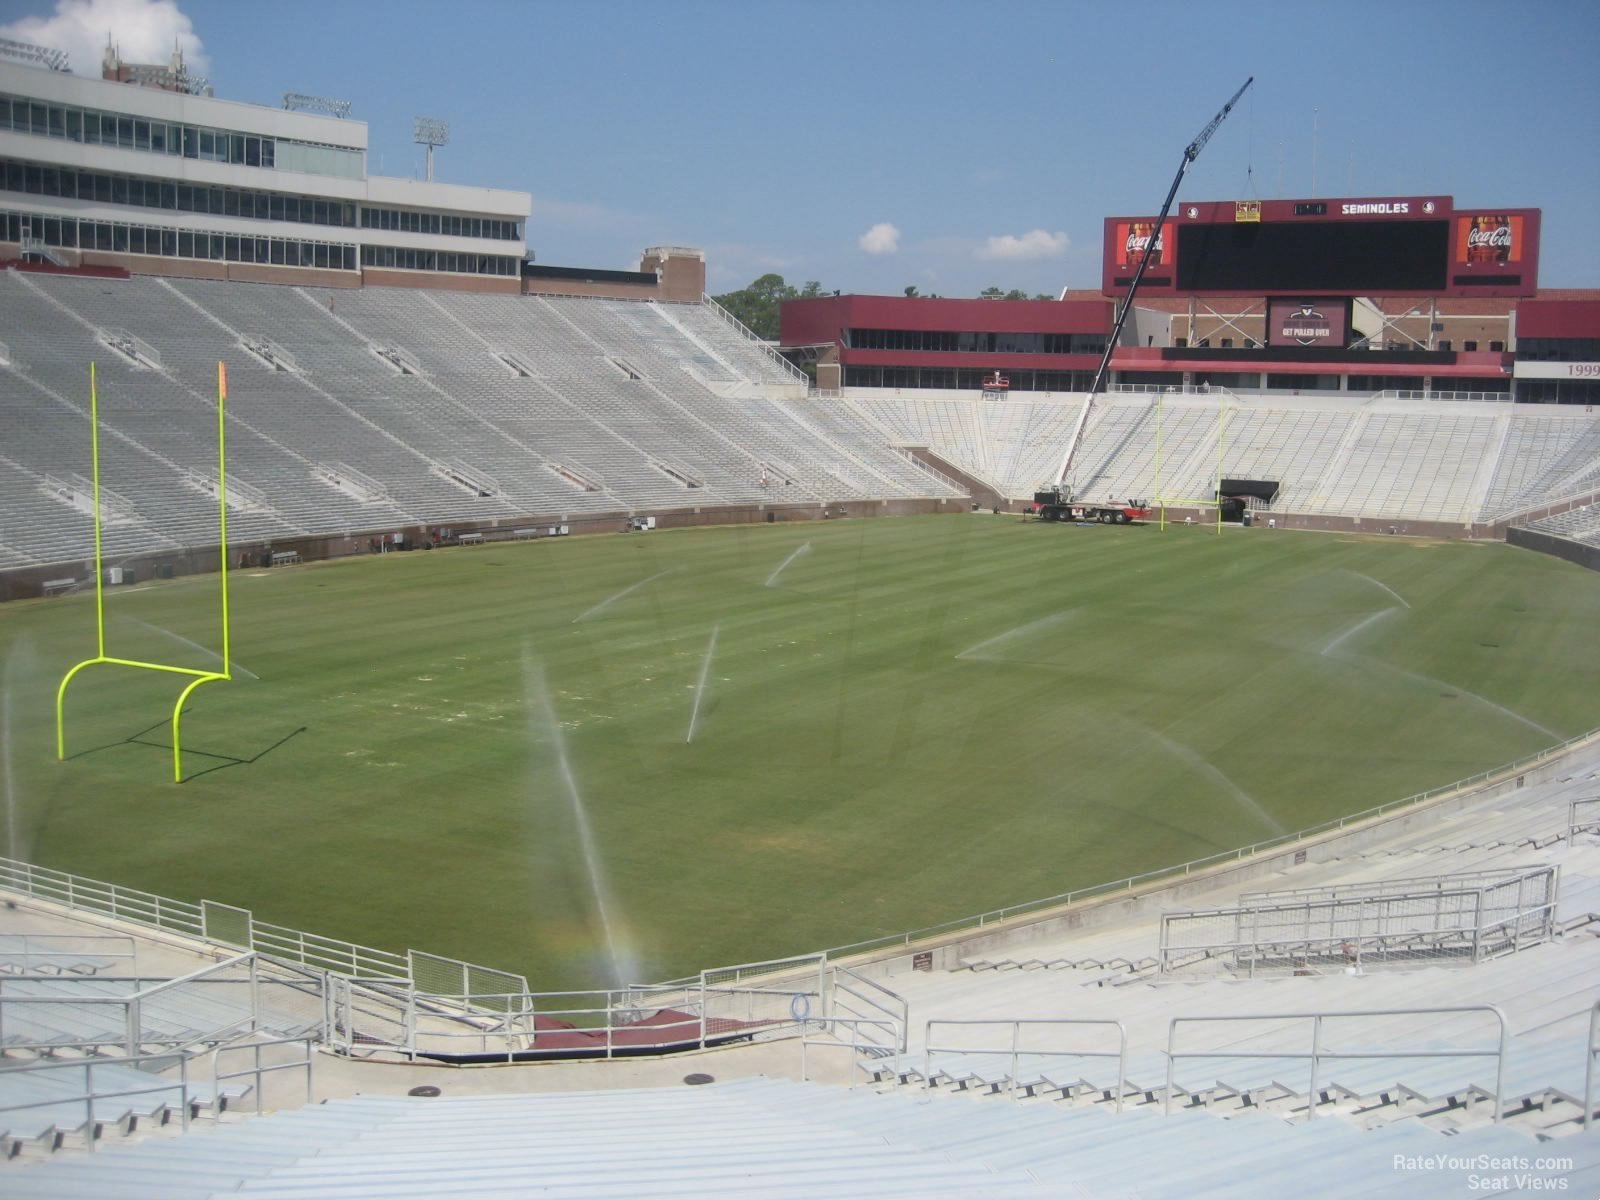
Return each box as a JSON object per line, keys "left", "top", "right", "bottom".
{"left": 0, "top": 952, "right": 263, "bottom": 1056}
{"left": 1165, "top": 1004, "right": 1509, "bottom": 1122}
{"left": 820, "top": 724, "right": 1600, "bottom": 964}
{"left": 799, "top": 1016, "right": 902, "bottom": 1086}
{"left": 1160, "top": 867, "right": 1560, "bottom": 976}
{"left": 323, "top": 970, "right": 825, "bottom": 1063}
{"left": 209, "top": 1032, "right": 316, "bottom": 1117}
{"left": 1380, "top": 389, "right": 1513, "bottom": 404}
{"left": 1571, "top": 796, "right": 1600, "bottom": 837}
{"left": 0, "top": 1049, "right": 195, "bottom": 1152}
{"left": 924, "top": 1018, "right": 1127, "bottom": 1108}
{"left": 699, "top": 294, "right": 810, "bottom": 384}
{"left": 0, "top": 932, "right": 137, "bottom": 974}
{"left": 830, "top": 965, "right": 907, "bottom": 1060}
{"left": 1238, "top": 865, "right": 1554, "bottom": 904}
{"left": 1586, "top": 998, "right": 1599, "bottom": 1131}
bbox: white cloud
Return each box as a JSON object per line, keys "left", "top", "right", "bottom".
{"left": 0, "top": 0, "right": 208, "bottom": 79}
{"left": 978, "top": 230, "right": 1071, "bottom": 261}
{"left": 858, "top": 222, "right": 901, "bottom": 255}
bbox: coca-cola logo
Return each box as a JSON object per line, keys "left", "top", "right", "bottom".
{"left": 1125, "top": 232, "right": 1163, "bottom": 255}
{"left": 1467, "top": 225, "right": 1513, "bottom": 248}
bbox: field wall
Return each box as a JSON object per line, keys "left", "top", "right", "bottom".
{"left": 0, "top": 496, "right": 970, "bottom": 603}
{"left": 1506, "top": 527, "right": 1600, "bottom": 573}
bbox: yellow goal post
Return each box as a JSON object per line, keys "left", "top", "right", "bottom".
{"left": 55, "top": 361, "right": 234, "bottom": 784}
{"left": 1151, "top": 391, "right": 1228, "bottom": 535}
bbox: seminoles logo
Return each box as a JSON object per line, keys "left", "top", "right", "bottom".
{"left": 1281, "top": 304, "right": 1332, "bottom": 347}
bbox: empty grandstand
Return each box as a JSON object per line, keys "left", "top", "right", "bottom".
{"left": 3, "top": 33, "right": 1599, "bottom": 1200}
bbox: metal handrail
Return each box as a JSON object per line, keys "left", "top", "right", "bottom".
{"left": 1240, "top": 864, "right": 1554, "bottom": 903}
{"left": 209, "top": 1033, "right": 316, "bottom": 1116}
{"left": 1571, "top": 796, "right": 1600, "bottom": 837}
{"left": 699, "top": 293, "right": 810, "bottom": 384}
{"left": 1587, "top": 998, "right": 1599, "bottom": 1131}
{"left": 924, "top": 1017, "right": 1128, "bottom": 1109}
{"left": 0, "top": 932, "right": 137, "bottom": 973}
{"left": 831, "top": 965, "right": 908, "bottom": 1053}
{"left": 0, "top": 1051, "right": 192, "bottom": 1152}
{"left": 1165, "top": 1004, "right": 1509, "bottom": 1122}
{"left": 799, "top": 1016, "right": 901, "bottom": 1085}
{"left": 1159, "top": 873, "right": 1560, "bottom": 975}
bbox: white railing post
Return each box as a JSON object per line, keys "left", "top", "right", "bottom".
{"left": 82, "top": 1060, "right": 96, "bottom": 1153}
{"left": 1307, "top": 1014, "right": 1322, "bottom": 1120}
{"left": 249, "top": 954, "right": 261, "bottom": 1032}
{"left": 1586, "top": 999, "right": 1599, "bottom": 1131}
{"left": 1009, "top": 1022, "right": 1020, "bottom": 1102}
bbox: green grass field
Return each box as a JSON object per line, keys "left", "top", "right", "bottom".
{"left": 3, "top": 515, "right": 1598, "bottom": 990}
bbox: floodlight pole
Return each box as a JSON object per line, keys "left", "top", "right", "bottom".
{"left": 413, "top": 117, "right": 449, "bottom": 183}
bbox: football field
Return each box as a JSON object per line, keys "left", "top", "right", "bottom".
{"left": 3, "top": 514, "right": 1597, "bottom": 990}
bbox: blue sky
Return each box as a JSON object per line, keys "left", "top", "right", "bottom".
{"left": 4, "top": 0, "right": 1598, "bottom": 295}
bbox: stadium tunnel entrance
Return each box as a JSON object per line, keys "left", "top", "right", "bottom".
{"left": 1220, "top": 478, "right": 1280, "bottom": 524}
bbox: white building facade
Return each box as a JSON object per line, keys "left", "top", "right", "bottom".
{"left": 0, "top": 59, "right": 529, "bottom": 291}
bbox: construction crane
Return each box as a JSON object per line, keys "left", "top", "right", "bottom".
{"left": 1044, "top": 76, "right": 1254, "bottom": 505}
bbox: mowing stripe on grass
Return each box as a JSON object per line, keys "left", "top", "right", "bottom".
{"left": 572, "top": 569, "right": 677, "bottom": 624}
{"left": 764, "top": 542, "right": 812, "bottom": 588}
{"left": 956, "top": 610, "right": 1075, "bottom": 661}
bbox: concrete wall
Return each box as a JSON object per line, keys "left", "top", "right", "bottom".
{"left": 1506, "top": 526, "right": 1600, "bottom": 572}
{"left": 361, "top": 268, "right": 518, "bottom": 294}
{"left": 0, "top": 496, "right": 968, "bottom": 603}
{"left": 520, "top": 275, "right": 659, "bottom": 300}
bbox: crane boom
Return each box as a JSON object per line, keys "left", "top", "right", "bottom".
{"left": 1050, "top": 76, "right": 1253, "bottom": 494}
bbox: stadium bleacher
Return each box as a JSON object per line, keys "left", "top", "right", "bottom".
{"left": 0, "top": 272, "right": 964, "bottom": 568}
{"left": 5, "top": 271, "right": 1600, "bottom": 572}
{"left": 3, "top": 266, "right": 1599, "bottom": 1190}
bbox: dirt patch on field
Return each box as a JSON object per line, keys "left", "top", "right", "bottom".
{"left": 1335, "top": 536, "right": 1453, "bottom": 548}
{"left": 720, "top": 828, "right": 828, "bottom": 856}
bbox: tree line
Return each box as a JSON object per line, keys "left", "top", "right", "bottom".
{"left": 711, "top": 274, "right": 1056, "bottom": 341}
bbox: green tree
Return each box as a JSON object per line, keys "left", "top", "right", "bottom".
{"left": 799, "top": 280, "right": 825, "bottom": 298}
{"left": 979, "top": 286, "right": 1005, "bottom": 299}
{"left": 711, "top": 272, "right": 798, "bottom": 340}
{"left": 904, "top": 285, "right": 920, "bottom": 298}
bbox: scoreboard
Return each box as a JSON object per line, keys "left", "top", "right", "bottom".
{"left": 1102, "top": 197, "right": 1539, "bottom": 299}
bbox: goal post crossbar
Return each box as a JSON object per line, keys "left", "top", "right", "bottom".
{"left": 1152, "top": 497, "right": 1224, "bottom": 535}
{"left": 55, "top": 361, "right": 234, "bottom": 783}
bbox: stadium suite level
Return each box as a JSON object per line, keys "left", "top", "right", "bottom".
{"left": 779, "top": 197, "right": 1600, "bottom": 405}
{"left": 0, "top": 52, "right": 529, "bottom": 291}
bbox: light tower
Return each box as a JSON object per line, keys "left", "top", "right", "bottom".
{"left": 413, "top": 116, "right": 449, "bottom": 182}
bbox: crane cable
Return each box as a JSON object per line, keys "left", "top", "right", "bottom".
{"left": 1245, "top": 86, "right": 1257, "bottom": 198}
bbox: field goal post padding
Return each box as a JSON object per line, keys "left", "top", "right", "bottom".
{"left": 55, "top": 362, "right": 235, "bottom": 783}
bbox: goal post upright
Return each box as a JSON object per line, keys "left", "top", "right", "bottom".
{"left": 55, "top": 361, "right": 234, "bottom": 783}
{"left": 1152, "top": 391, "right": 1222, "bottom": 535}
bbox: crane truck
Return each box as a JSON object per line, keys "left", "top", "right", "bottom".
{"left": 1034, "top": 76, "right": 1252, "bottom": 527}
